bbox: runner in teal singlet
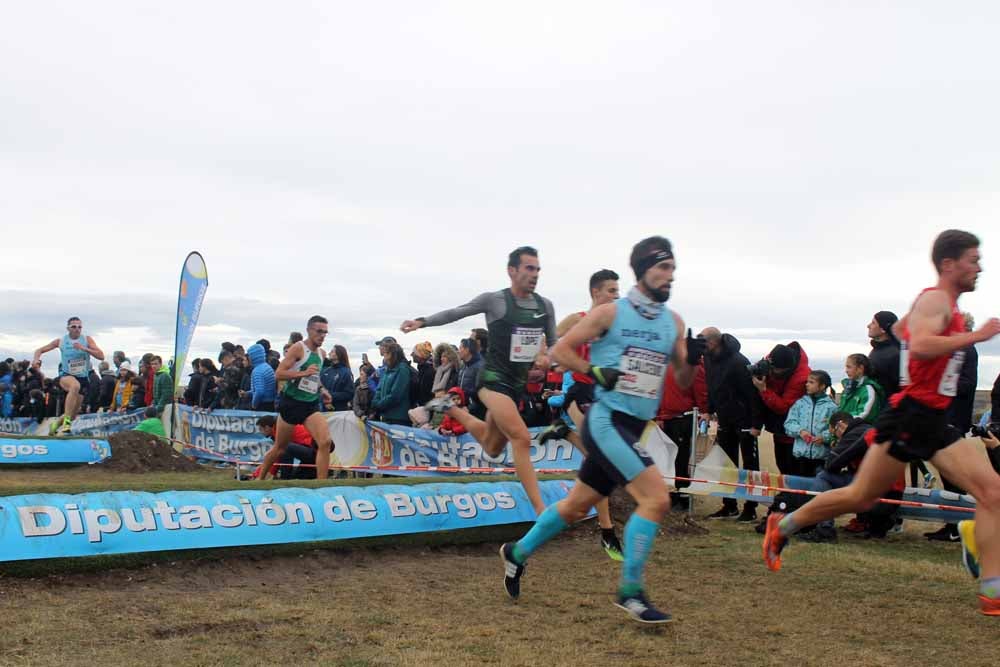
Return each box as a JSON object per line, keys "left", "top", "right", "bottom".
{"left": 258, "top": 316, "right": 336, "bottom": 480}
{"left": 400, "top": 246, "right": 557, "bottom": 513}
{"left": 32, "top": 317, "right": 105, "bottom": 433}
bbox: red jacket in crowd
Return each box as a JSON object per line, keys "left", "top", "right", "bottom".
{"left": 759, "top": 342, "right": 811, "bottom": 425}
{"left": 656, "top": 363, "right": 709, "bottom": 421}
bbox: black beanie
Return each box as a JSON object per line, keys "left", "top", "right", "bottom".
{"left": 768, "top": 344, "right": 796, "bottom": 370}
{"left": 874, "top": 311, "right": 898, "bottom": 334}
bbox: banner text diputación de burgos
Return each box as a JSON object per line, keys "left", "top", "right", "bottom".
{"left": 16, "top": 490, "right": 517, "bottom": 544}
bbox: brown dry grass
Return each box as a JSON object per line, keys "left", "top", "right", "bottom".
{"left": 0, "top": 494, "right": 991, "bottom": 667}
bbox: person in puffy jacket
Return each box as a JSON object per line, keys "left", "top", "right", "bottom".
{"left": 784, "top": 370, "right": 838, "bottom": 476}
{"left": 245, "top": 343, "right": 277, "bottom": 412}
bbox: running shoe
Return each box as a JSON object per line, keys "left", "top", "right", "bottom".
{"left": 706, "top": 506, "right": 740, "bottom": 520}
{"left": 924, "top": 524, "right": 960, "bottom": 542}
{"left": 424, "top": 396, "right": 456, "bottom": 414}
{"left": 736, "top": 507, "right": 758, "bottom": 523}
{"left": 614, "top": 591, "right": 672, "bottom": 625}
{"left": 499, "top": 543, "right": 525, "bottom": 599}
{"left": 537, "top": 419, "right": 570, "bottom": 445}
{"left": 923, "top": 472, "right": 938, "bottom": 489}
{"left": 762, "top": 512, "right": 787, "bottom": 572}
{"left": 890, "top": 518, "right": 904, "bottom": 534}
{"left": 978, "top": 595, "right": 1000, "bottom": 617}
{"left": 959, "top": 520, "right": 980, "bottom": 579}
{"left": 601, "top": 531, "right": 624, "bottom": 562}
{"left": 56, "top": 417, "right": 72, "bottom": 435}
{"left": 843, "top": 517, "right": 868, "bottom": 534}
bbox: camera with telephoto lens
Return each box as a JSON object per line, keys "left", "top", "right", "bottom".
{"left": 747, "top": 358, "right": 772, "bottom": 379}
{"left": 970, "top": 423, "right": 1000, "bottom": 439}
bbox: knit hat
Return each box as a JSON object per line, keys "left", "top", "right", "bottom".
{"left": 768, "top": 344, "right": 796, "bottom": 370}
{"left": 874, "top": 311, "right": 898, "bottom": 334}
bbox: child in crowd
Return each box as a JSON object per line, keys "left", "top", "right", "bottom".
{"left": 437, "top": 387, "right": 467, "bottom": 436}
{"left": 784, "top": 370, "right": 838, "bottom": 477}
{"left": 838, "top": 353, "right": 885, "bottom": 423}
{"left": 353, "top": 366, "right": 373, "bottom": 419}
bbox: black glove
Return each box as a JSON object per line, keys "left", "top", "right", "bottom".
{"left": 685, "top": 328, "right": 706, "bottom": 366}
{"left": 587, "top": 366, "right": 623, "bottom": 390}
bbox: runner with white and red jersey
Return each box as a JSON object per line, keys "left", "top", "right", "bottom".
{"left": 538, "top": 270, "right": 622, "bottom": 560}
{"left": 761, "top": 230, "right": 1000, "bottom": 617}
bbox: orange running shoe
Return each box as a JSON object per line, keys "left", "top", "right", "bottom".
{"left": 843, "top": 517, "right": 868, "bottom": 534}
{"left": 762, "top": 512, "right": 788, "bottom": 572}
{"left": 979, "top": 595, "right": 1000, "bottom": 617}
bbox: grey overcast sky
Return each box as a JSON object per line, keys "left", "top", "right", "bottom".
{"left": 2, "top": 2, "right": 999, "bottom": 388}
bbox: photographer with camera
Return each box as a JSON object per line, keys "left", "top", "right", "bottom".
{"left": 750, "top": 342, "right": 811, "bottom": 476}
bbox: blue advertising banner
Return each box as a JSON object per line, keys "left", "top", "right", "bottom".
{"left": 0, "top": 479, "right": 577, "bottom": 561}
{"left": 70, "top": 409, "right": 146, "bottom": 437}
{"left": 0, "top": 417, "right": 40, "bottom": 436}
{"left": 173, "top": 252, "right": 209, "bottom": 396}
{"left": 0, "top": 437, "right": 110, "bottom": 464}
{"left": 174, "top": 405, "right": 585, "bottom": 474}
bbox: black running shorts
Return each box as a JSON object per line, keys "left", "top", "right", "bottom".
{"left": 874, "top": 396, "right": 962, "bottom": 464}
{"left": 278, "top": 396, "right": 319, "bottom": 426}
{"left": 578, "top": 402, "right": 656, "bottom": 497}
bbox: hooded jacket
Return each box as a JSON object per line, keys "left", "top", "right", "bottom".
{"left": 785, "top": 391, "right": 837, "bottom": 460}
{"left": 439, "top": 387, "right": 467, "bottom": 435}
{"left": 152, "top": 365, "right": 173, "bottom": 411}
{"left": 703, "top": 333, "right": 759, "bottom": 428}
{"left": 372, "top": 361, "right": 413, "bottom": 423}
{"left": 838, "top": 376, "right": 885, "bottom": 423}
{"left": 760, "top": 341, "right": 811, "bottom": 437}
{"left": 247, "top": 344, "right": 277, "bottom": 411}
{"left": 869, "top": 336, "right": 900, "bottom": 398}
{"left": 320, "top": 361, "right": 354, "bottom": 411}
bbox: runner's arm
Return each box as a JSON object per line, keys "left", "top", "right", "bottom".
{"left": 908, "top": 291, "right": 987, "bottom": 359}
{"left": 555, "top": 312, "right": 584, "bottom": 338}
{"left": 401, "top": 292, "right": 495, "bottom": 332}
{"left": 671, "top": 313, "right": 695, "bottom": 390}
{"left": 32, "top": 339, "right": 59, "bottom": 366}
{"left": 275, "top": 344, "right": 311, "bottom": 381}
{"left": 550, "top": 304, "right": 616, "bottom": 375}
{"left": 542, "top": 296, "right": 558, "bottom": 346}
{"left": 82, "top": 336, "right": 105, "bottom": 361}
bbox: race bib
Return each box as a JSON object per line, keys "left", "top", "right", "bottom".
{"left": 617, "top": 346, "right": 668, "bottom": 398}
{"left": 510, "top": 326, "right": 543, "bottom": 363}
{"left": 937, "top": 349, "right": 965, "bottom": 397}
{"left": 68, "top": 358, "right": 86, "bottom": 376}
{"left": 298, "top": 374, "right": 320, "bottom": 395}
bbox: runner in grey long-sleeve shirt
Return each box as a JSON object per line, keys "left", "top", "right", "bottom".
{"left": 400, "top": 246, "right": 557, "bottom": 513}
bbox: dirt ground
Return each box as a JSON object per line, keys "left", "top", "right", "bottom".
{"left": 0, "top": 493, "right": 991, "bottom": 667}
{"left": 99, "top": 431, "right": 205, "bottom": 474}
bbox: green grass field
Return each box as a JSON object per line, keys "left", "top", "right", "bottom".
{"left": 0, "top": 462, "right": 993, "bottom": 667}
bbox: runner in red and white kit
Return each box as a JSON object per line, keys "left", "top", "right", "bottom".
{"left": 762, "top": 230, "right": 1000, "bottom": 616}
{"left": 538, "top": 269, "right": 622, "bottom": 559}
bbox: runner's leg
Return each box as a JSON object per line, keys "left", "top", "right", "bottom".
{"left": 568, "top": 401, "right": 614, "bottom": 530}
{"left": 779, "top": 443, "right": 905, "bottom": 532}
{"left": 59, "top": 376, "right": 81, "bottom": 421}
{"left": 931, "top": 439, "right": 1000, "bottom": 580}
{"left": 477, "top": 389, "right": 543, "bottom": 513}
{"left": 258, "top": 418, "right": 294, "bottom": 481}
{"left": 621, "top": 465, "right": 671, "bottom": 595}
{"left": 304, "top": 411, "right": 334, "bottom": 480}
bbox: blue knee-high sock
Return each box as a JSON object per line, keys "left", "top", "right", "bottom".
{"left": 513, "top": 505, "right": 568, "bottom": 563}
{"left": 619, "top": 514, "right": 659, "bottom": 596}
